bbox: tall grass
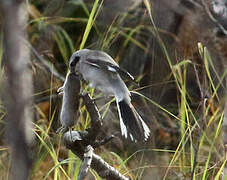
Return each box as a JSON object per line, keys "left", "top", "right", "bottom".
{"left": 142, "top": 1, "right": 226, "bottom": 179}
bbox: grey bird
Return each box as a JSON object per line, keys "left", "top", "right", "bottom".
{"left": 69, "top": 49, "right": 150, "bottom": 142}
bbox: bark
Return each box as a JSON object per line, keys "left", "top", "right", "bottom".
{"left": 63, "top": 131, "right": 129, "bottom": 180}
{"left": 1, "top": 0, "right": 33, "bottom": 179}
{"left": 78, "top": 145, "right": 94, "bottom": 180}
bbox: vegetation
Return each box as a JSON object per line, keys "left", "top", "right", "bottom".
{"left": 0, "top": 0, "right": 226, "bottom": 179}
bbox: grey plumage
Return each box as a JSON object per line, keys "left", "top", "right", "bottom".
{"left": 57, "top": 72, "right": 81, "bottom": 134}
{"left": 69, "top": 49, "right": 150, "bottom": 142}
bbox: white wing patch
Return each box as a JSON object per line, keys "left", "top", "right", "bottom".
{"left": 107, "top": 66, "right": 117, "bottom": 72}
{"left": 126, "top": 72, "right": 134, "bottom": 80}
{"left": 116, "top": 101, "right": 127, "bottom": 139}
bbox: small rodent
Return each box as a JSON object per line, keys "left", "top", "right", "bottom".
{"left": 57, "top": 72, "right": 81, "bottom": 137}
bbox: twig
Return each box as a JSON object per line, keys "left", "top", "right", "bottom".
{"left": 201, "top": 0, "right": 227, "bottom": 35}
{"left": 81, "top": 92, "right": 103, "bottom": 141}
{"left": 23, "top": 39, "right": 65, "bottom": 82}
{"left": 34, "top": 94, "right": 59, "bottom": 104}
{"left": 93, "top": 134, "right": 116, "bottom": 148}
{"left": 190, "top": 63, "right": 207, "bottom": 180}
{"left": 78, "top": 145, "right": 94, "bottom": 180}
{"left": 183, "top": 0, "right": 203, "bottom": 9}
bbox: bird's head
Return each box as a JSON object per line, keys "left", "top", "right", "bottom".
{"left": 69, "top": 49, "right": 90, "bottom": 73}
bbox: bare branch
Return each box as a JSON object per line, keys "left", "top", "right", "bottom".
{"left": 23, "top": 39, "right": 65, "bottom": 82}
{"left": 81, "top": 92, "right": 103, "bottom": 141}
{"left": 63, "top": 132, "right": 129, "bottom": 180}
{"left": 201, "top": 0, "right": 227, "bottom": 35}
{"left": 93, "top": 134, "right": 116, "bottom": 148}
{"left": 78, "top": 145, "right": 94, "bottom": 180}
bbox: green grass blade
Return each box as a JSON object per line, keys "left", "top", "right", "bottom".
{"left": 214, "top": 158, "right": 227, "bottom": 180}
{"left": 79, "top": 0, "right": 100, "bottom": 49}
{"left": 202, "top": 112, "right": 224, "bottom": 180}
{"left": 33, "top": 124, "right": 70, "bottom": 179}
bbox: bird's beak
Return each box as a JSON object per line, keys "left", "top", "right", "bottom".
{"left": 69, "top": 65, "right": 75, "bottom": 74}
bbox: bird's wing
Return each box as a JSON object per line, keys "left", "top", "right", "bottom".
{"left": 85, "top": 58, "right": 136, "bottom": 83}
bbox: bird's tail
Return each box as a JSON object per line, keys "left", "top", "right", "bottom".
{"left": 116, "top": 99, "right": 150, "bottom": 142}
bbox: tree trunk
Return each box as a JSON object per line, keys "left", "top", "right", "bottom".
{"left": 0, "top": 0, "right": 33, "bottom": 179}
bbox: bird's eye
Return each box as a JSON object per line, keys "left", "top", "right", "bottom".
{"left": 73, "top": 56, "right": 80, "bottom": 62}
{"left": 69, "top": 56, "right": 80, "bottom": 67}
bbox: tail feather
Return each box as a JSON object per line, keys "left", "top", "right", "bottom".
{"left": 116, "top": 100, "right": 150, "bottom": 142}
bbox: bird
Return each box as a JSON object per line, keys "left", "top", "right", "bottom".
{"left": 57, "top": 72, "right": 81, "bottom": 140}
{"left": 69, "top": 49, "right": 150, "bottom": 142}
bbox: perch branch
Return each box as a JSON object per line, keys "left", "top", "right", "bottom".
{"left": 81, "top": 92, "right": 103, "bottom": 141}
{"left": 78, "top": 145, "right": 94, "bottom": 180}
{"left": 63, "top": 132, "right": 129, "bottom": 180}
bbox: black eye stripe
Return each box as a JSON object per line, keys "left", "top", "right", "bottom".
{"left": 73, "top": 56, "right": 80, "bottom": 62}
{"left": 70, "top": 56, "right": 80, "bottom": 67}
